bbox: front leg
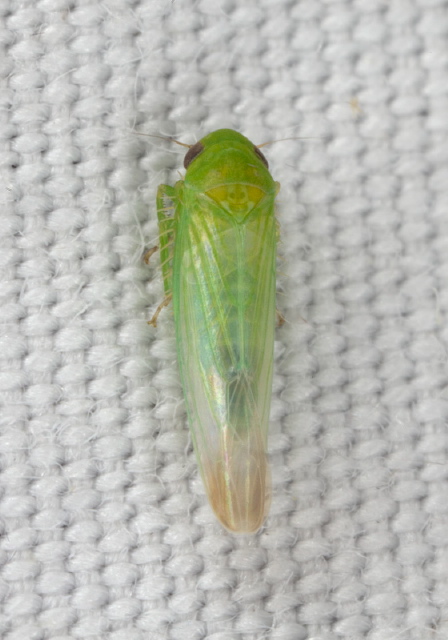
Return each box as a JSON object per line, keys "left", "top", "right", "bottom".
{"left": 146, "top": 184, "right": 178, "bottom": 326}
{"left": 156, "top": 184, "right": 177, "bottom": 297}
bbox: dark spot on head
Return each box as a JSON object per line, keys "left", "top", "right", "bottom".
{"left": 184, "top": 141, "right": 204, "bottom": 168}
{"left": 253, "top": 146, "right": 269, "bottom": 168}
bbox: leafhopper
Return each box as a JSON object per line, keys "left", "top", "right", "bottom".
{"left": 150, "top": 129, "right": 280, "bottom": 533}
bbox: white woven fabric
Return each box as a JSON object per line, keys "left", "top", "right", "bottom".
{"left": 1, "top": 0, "right": 448, "bottom": 638}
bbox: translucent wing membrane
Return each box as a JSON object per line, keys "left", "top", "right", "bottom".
{"left": 175, "top": 186, "right": 276, "bottom": 532}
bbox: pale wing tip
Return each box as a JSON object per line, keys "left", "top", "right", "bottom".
{"left": 204, "top": 454, "right": 271, "bottom": 534}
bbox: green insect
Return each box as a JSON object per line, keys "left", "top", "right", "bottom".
{"left": 149, "top": 129, "right": 280, "bottom": 533}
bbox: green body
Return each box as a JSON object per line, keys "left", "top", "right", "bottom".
{"left": 156, "top": 129, "right": 279, "bottom": 532}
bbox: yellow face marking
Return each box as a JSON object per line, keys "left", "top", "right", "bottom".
{"left": 207, "top": 184, "right": 264, "bottom": 220}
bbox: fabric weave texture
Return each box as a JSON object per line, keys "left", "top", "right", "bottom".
{"left": 1, "top": 1, "right": 448, "bottom": 639}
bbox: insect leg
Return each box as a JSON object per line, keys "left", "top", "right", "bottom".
{"left": 148, "top": 293, "right": 173, "bottom": 328}
{"left": 147, "top": 185, "right": 177, "bottom": 327}
{"left": 156, "top": 184, "right": 177, "bottom": 296}
{"left": 276, "top": 309, "right": 286, "bottom": 327}
{"left": 144, "top": 245, "right": 159, "bottom": 264}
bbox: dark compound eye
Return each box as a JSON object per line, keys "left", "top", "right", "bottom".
{"left": 184, "top": 141, "right": 204, "bottom": 168}
{"left": 253, "top": 146, "right": 269, "bottom": 168}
